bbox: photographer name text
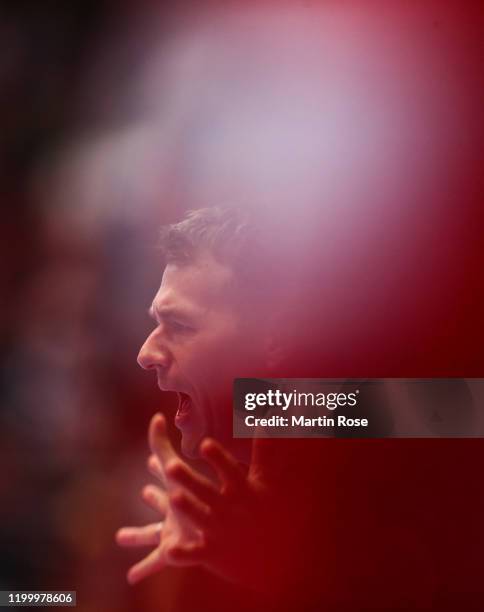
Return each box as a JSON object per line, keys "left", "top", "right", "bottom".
{"left": 244, "top": 414, "right": 368, "bottom": 428}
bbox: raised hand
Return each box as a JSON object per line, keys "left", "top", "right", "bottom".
{"left": 116, "top": 413, "right": 298, "bottom": 594}
{"left": 116, "top": 413, "right": 201, "bottom": 584}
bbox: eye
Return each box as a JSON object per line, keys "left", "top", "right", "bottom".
{"left": 167, "top": 319, "right": 195, "bottom": 334}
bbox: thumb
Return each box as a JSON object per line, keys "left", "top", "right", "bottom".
{"left": 149, "top": 413, "right": 178, "bottom": 466}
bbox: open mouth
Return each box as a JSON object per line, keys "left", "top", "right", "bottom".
{"left": 175, "top": 392, "right": 193, "bottom": 427}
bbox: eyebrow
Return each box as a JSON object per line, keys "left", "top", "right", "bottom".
{"left": 148, "top": 304, "right": 194, "bottom": 322}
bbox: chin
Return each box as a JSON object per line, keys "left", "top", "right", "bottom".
{"left": 180, "top": 433, "right": 202, "bottom": 459}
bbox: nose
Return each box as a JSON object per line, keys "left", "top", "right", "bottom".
{"left": 137, "top": 329, "right": 171, "bottom": 371}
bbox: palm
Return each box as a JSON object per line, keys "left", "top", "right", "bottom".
{"left": 116, "top": 414, "right": 294, "bottom": 593}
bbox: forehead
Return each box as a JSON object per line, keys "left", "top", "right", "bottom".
{"left": 153, "top": 252, "right": 235, "bottom": 315}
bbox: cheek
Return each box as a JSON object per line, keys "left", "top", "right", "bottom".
{"left": 174, "top": 337, "right": 225, "bottom": 386}
{"left": 185, "top": 330, "right": 244, "bottom": 384}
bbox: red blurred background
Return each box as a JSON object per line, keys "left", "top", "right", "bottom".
{"left": 0, "top": 1, "right": 483, "bottom": 610}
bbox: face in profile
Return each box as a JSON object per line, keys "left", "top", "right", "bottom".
{"left": 137, "top": 250, "right": 268, "bottom": 458}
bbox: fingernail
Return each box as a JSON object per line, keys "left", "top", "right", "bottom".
{"left": 115, "top": 529, "right": 126, "bottom": 544}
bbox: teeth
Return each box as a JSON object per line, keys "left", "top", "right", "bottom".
{"left": 177, "top": 393, "right": 191, "bottom": 415}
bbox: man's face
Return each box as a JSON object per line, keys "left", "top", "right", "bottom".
{"left": 138, "top": 251, "right": 265, "bottom": 458}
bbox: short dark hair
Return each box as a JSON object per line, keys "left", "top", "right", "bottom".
{"left": 159, "top": 206, "right": 284, "bottom": 309}
{"left": 159, "top": 207, "right": 254, "bottom": 266}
